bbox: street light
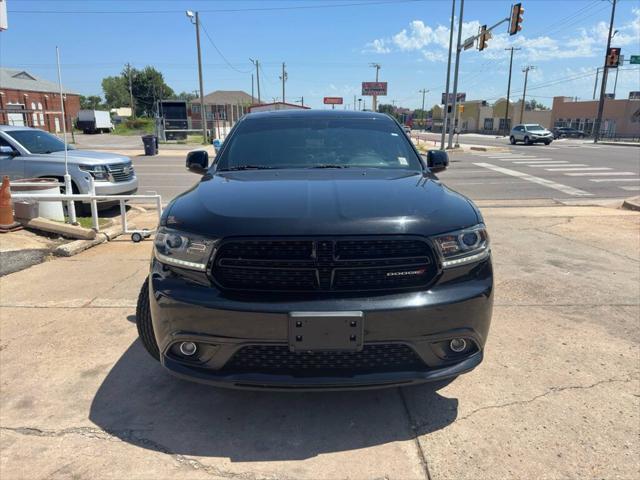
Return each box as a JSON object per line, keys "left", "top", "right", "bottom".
{"left": 186, "top": 10, "right": 207, "bottom": 143}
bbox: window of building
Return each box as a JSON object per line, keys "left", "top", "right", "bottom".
{"left": 37, "top": 102, "right": 43, "bottom": 110}
{"left": 191, "top": 104, "right": 201, "bottom": 114}
{"left": 31, "top": 102, "right": 36, "bottom": 111}
{"left": 483, "top": 118, "right": 494, "bottom": 130}
{"left": 498, "top": 118, "right": 511, "bottom": 131}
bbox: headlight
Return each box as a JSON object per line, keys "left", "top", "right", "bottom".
{"left": 431, "top": 224, "right": 490, "bottom": 268}
{"left": 79, "top": 164, "right": 109, "bottom": 180}
{"left": 154, "top": 227, "right": 218, "bottom": 271}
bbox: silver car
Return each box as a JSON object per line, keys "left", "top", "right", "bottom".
{"left": 0, "top": 125, "right": 138, "bottom": 210}
{"left": 509, "top": 124, "right": 553, "bottom": 145}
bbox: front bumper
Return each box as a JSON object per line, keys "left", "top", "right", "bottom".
{"left": 148, "top": 257, "right": 493, "bottom": 390}
{"left": 94, "top": 177, "right": 139, "bottom": 197}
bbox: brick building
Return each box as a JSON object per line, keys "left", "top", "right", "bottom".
{"left": 0, "top": 68, "right": 80, "bottom": 133}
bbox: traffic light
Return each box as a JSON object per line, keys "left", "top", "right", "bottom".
{"left": 509, "top": 3, "right": 524, "bottom": 36}
{"left": 458, "top": 105, "right": 464, "bottom": 113}
{"left": 478, "top": 25, "right": 492, "bottom": 51}
{"left": 606, "top": 47, "right": 621, "bottom": 68}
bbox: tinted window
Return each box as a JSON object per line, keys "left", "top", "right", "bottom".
{"left": 5, "top": 130, "right": 66, "bottom": 154}
{"left": 526, "top": 124, "right": 545, "bottom": 131}
{"left": 217, "top": 117, "right": 422, "bottom": 171}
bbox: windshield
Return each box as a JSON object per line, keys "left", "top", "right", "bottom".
{"left": 526, "top": 125, "right": 545, "bottom": 131}
{"left": 216, "top": 117, "right": 422, "bottom": 171}
{"left": 6, "top": 130, "right": 67, "bottom": 154}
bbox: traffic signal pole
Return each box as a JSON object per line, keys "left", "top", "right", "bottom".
{"left": 447, "top": 0, "right": 465, "bottom": 149}
{"left": 440, "top": 0, "right": 456, "bottom": 150}
{"left": 594, "top": 0, "right": 617, "bottom": 143}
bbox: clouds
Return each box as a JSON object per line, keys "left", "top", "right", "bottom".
{"left": 364, "top": 7, "right": 640, "bottom": 64}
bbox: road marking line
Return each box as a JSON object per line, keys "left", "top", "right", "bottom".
{"left": 528, "top": 164, "right": 588, "bottom": 168}
{"left": 545, "top": 167, "right": 612, "bottom": 172}
{"left": 564, "top": 172, "right": 636, "bottom": 176}
{"left": 512, "top": 160, "right": 567, "bottom": 164}
{"left": 620, "top": 186, "right": 640, "bottom": 191}
{"left": 589, "top": 178, "right": 640, "bottom": 182}
{"left": 473, "top": 162, "right": 592, "bottom": 197}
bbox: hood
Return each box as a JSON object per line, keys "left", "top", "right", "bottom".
{"left": 45, "top": 150, "right": 131, "bottom": 165}
{"left": 165, "top": 169, "right": 480, "bottom": 238}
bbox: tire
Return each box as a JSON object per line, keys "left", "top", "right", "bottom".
{"left": 509, "top": 136, "right": 516, "bottom": 145}
{"left": 524, "top": 136, "right": 531, "bottom": 145}
{"left": 136, "top": 279, "right": 160, "bottom": 361}
{"left": 131, "top": 232, "right": 143, "bottom": 243}
{"left": 544, "top": 140, "right": 551, "bottom": 145}
{"left": 56, "top": 177, "right": 89, "bottom": 216}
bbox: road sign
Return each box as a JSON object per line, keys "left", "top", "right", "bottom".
{"left": 323, "top": 97, "right": 343, "bottom": 105}
{"left": 630, "top": 55, "right": 640, "bottom": 65}
{"left": 441, "top": 92, "right": 466, "bottom": 104}
{"left": 362, "top": 82, "right": 387, "bottom": 96}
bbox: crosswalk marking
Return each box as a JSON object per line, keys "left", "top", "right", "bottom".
{"left": 545, "top": 167, "right": 612, "bottom": 172}
{"left": 473, "top": 162, "right": 592, "bottom": 197}
{"left": 509, "top": 159, "right": 557, "bottom": 162}
{"left": 564, "top": 171, "right": 636, "bottom": 176}
{"left": 528, "top": 164, "right": 588, "bottom": 167}
{"left": 620, "top": 186, "right": 640, "bottom": 191}
{"left": 589, "top": 178, "right": 640, "bottom": 182}
{"left": 512, "top": 160, "right": 566, "bottom": 164}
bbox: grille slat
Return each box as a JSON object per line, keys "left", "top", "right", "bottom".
{"left": 107, "top": 163, "right": 135, "bottom": 183}
{"left": 223, "top": 344, "right": 426, "bottom": 375}
{"left": 212, "top": 237, "right": 436, "bottom": 292}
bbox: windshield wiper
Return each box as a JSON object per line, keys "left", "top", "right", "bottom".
{"left": 221, "top": 165, "right": 274, "bottom": 171}
{"left": 309, "top": 164, "right": 349, "bottom": 169}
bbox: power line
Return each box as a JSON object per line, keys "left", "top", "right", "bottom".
{"left": 199, "top": 20, "right": 253, "bottom": 74}
{"left": 9, "top": 0, "right": 425, "bottom": 14}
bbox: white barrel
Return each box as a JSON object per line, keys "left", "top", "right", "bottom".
{"left": 11, "top": 178, "right": 65, "bottom": 222}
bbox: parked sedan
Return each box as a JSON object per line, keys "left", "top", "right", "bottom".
{"left": 0, "top": 125, "right": 138, "bottom": 211}
{"left": 510, "top": 124, "right": 554, "bottom": 145}
{"left": 552, "top": 127, "right": 586, "bottom": 139}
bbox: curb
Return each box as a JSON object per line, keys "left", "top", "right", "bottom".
{"left": 598, "top": 141, "right": 640, "bottom": 148}
{"left": 621, "top": 196, "right": 640, "bottom": 212}
{"left": 52, "top": 222, "right": 136, "bottom": 257}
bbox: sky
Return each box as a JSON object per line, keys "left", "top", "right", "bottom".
{"left": 0, "top": 0, "right": 639, "bottom": 110}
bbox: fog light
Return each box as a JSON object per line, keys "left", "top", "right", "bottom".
{"left": 179, "top": 341, "right": 197, "bottom": 356}
{"left": 449, "top": 338, "right": 467, "bottom": 353}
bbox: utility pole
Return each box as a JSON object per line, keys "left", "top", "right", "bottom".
{"left": 250, "top": 59, "right": 261, "bottom": 103}
{"left": 369, "top": 62, "right": 381, "bottom": 112}
{"left": 280, "top": 62, "right": 287, "bottom": 103}
{"left": 353, "top": 94, "right": 357, "bottom": 111}
{"left": 186, "top": 11, "right": 207, "bottom": 143}
{"left": 126, "top": 63, "right": 135, "bottom": 118}
{"left": 594, "top": 0, "right": 617, "bottom": 142}
{"left": 419, "top": 89, "right": 428, "bottom": 131}
{"left": 503, "top": 46, "right": 520, "bottom": 135}
{"left": 441, "top": 0, "right": 456, "bottom": 150}
{"left": 592, "top": 67, "right": 602, "bottom": 100}
{"left": 251, "top": 74, "right": 254, "bottom": 103}
{"left": 520, "top": 65, "right": 535, "bottom": 123}
{"left": 447, "top": 0, "right": 465, "bottom": 149}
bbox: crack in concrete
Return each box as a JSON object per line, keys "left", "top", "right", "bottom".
{"left": 397, "top": 388, "right": 432, "bottom": 480}
{"left": 0, "top": 426, "right": 291, "bottom": 480}
{"left": 434, "top": 377, "right": 636, "bottom": 428}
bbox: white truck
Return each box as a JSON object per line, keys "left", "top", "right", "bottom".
{"left": 77, "top": 110, "right": 113, "bottom": 134}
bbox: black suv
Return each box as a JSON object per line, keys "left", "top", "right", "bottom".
{"left": 136, "top": 110, "right": 493, "bottom": 390}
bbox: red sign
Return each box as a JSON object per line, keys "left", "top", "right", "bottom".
{"left": 323, "top": 97, "right": 344, "bottom": 105}
{"left": 362, "top": 82, "right": 387, "bottom": 96}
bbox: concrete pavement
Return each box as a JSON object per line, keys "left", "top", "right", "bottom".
{"left": 1, "top": 205, "right": 638, "bottom": 479}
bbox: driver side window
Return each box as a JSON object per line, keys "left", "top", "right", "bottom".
{"left": 0, "top": 137, "right": 18, "bottom": 155}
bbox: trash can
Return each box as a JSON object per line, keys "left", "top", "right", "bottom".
{"left": 142, "top": 135, "right": 158, "bottom": 156}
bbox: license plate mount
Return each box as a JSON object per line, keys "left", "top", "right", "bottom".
{"left": 288, "top": 311, "right": 364, "bottom": 352}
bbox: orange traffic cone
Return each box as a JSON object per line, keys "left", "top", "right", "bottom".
{"left": 0, "top": 176, "right": 22, "bottom": 233}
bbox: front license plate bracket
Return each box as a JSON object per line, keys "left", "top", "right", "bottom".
{"left": 288, "top": 311, "right": 364, "bottom": 352}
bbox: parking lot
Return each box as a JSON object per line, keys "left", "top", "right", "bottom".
{"left": 1, "top": 202, "right": 638, "bottom": 479}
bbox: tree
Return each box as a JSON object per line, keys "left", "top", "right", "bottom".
{"left": 174, "top": 91, "right": 197, "bottom": 102}
{"left": 100, "top": 64, "right": 175, "bottom": 117}
{"left": 101, "top": 76, "right": 130, "bottom": 109}
{"left": 525, "top": 99, "right": 549, "bottom": 111}
{"left": 377, "top": 104, "right": 395, "bottom": 115}
{"left": 79, "top": 95, "right": 105, "bottom": 110}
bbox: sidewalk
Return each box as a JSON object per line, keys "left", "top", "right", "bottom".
{"left": 1, "top": 204, "right": 638, "bottom": 479}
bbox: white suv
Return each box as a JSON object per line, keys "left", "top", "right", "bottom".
{"left": 510, "top": 124, "right": 553, "bottom": 145}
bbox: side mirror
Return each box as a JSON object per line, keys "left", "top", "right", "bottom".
{"left": 0, "top": 145, "right": 17, "bottom": 157}
{"left": 186, "top": 150, "right": 209, "bottom": 175}
{"left": 426, "top": 150, "right": 449, "bottom": 173}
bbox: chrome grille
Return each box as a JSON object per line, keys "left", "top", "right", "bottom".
{"left": 211, "top": 237, "right": 437, "bottom": 292}
{"left": 107, "top": 163, "right": 135, "bottom": 182}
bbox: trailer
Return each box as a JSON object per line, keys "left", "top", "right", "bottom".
{"left": 77, "top": 110, "right": 113, "bottom": 134}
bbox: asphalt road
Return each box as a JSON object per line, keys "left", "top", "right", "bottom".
{"left": 132, "top": 140, "right": 639, "bottom": 205}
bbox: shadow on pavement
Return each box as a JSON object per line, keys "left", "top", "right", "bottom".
{"left": 89, "top": 340, "right": 458, "bottom": 461}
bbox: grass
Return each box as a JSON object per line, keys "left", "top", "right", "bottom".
{"left": 112, "top": 117, "right": 155, "bottom": 136}
{"left": 56, "top": 216, "right": 111, "bottom": 229}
